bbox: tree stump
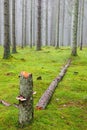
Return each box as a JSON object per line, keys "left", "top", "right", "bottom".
{"left": 16, "top": 71, "right": 33, "bottom": 126}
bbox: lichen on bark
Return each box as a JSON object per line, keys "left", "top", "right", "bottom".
{"left": 18, "top": 72, "right": 34, "bottom": 127}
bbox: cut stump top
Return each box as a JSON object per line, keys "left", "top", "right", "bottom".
{"left": 20, "top": 71, "right": 32, "bottom": 79}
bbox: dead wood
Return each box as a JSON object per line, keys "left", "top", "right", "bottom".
{"left": 0, "top": 100, "right": 11, "bottom": 106}
{"left": 36, "top": 59, "right": 71, "bottom": 110}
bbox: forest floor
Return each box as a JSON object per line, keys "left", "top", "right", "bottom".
{"left": 0, "top": 46, "right": 87, "bottom": 130}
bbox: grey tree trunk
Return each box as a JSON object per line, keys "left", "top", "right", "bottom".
{"left": 22, "top": 0, "right": 26, "bottom": 48}
{"left": 32, "top": 0, "right": 35, "bottom": 46}
{"left": 51, "top": 0, "right": 56, "bottom": 46}
{"left": 3, "top": 0, "right": 10, "bottom": 59}
{"left": 71, "top": 0, "right": 79, "bottom": 56}
{"left": 30, "top": 0, "right": 32, "bottom": 48}
{"left": 25, "top": 0, "right": 27, "bottom": 46}
{"left": 80, "top": 0, "right": 84, "bottom": 50}
{"left": 36, "top": 0, "right": 42, "bottom": 50}
{"left": 61, "top": 0, "right": 65, "bottom": 46}
{"left": 46, "top": 0, "right": 48, "bottom": 46}
{"left": 55, "top": 0, "right": 60, "bottom": 48}
{"left": 12, "top": 0, "right": 17, "bottom": 53}
{"left": 18, "top": 72, "right": 33, "bottom": 127}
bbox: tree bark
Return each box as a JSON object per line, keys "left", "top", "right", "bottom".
{"left": 36, "top": 0, "right": 42, "bottom": 50}
{"left": 55, "top": 0, "right": 60, "bottom": 48}
{"left": 17, "top": 72, "right": 33, "bottom": 126}
{"left": 36, "top": 59, "right": 71, "bottom": 110}
{"left": 71, "top": 0, "right": 79, "bottom": 56}
{"left": 61, "top": 0, "right": 65, "bottom": 46}
{"left": 46, "top": 0, "right": 48, "bottom": 46}
{"left": 3, "top": 0, "right": 10, "bottom": 59}
{"left": 51, "top": 1, "right": 56, "bottom": 46}
{"left": 30, "top": 0, "right": 32, "bottom": 48}
{"left": 12, "top": 0, "right": 17, "bottom": 53}
{"left": 25, "top": 0, "right": 27, "bottom": 46}
{"left": 22, "top": 0, "right": 26, "bottom": 48}
{"left": 32, "top": 0, "right": 35, "bottom": 46}
{"left": 80, "top": 0, "right": 84, "bottom": 50}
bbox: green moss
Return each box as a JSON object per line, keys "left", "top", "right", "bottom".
{"left": 0, "top": 46, "right": 87, "bottom": 130}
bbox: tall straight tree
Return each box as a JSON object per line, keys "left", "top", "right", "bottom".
{"left": 22, "top": 0, "right": 26, "bottom": 48}
{"left": 51, "top": 0, "right": 56, "bottom": 46}
{"left": 25, "top": 0, "right": 27, "bottom": 46}
{"left": 12, "top": 0, "right": 17, "bottom": 53}
{"left": 30, "top": 0, "right": 32, "bottom": 48}
{"left": 71, "top": 0, "right": 79, "bottom": 56}
{"left": 32, "top": 0, "right": 35, "bottom": 46}
{"left": 55, "top": 0, "right": 60, "bottom": 48}
{"left": 3, "top": 0, "right": 10, "bottom": 59}
{"left": 80, "top": 0, "right": 84, "bottom": 50}
{"left": 36, "top": 0, "right": 42, "bottom": 50}
{"left": 46, "top": 0, "right": 48, "bottom": 46}
{"left": 61, "top": 0, "right": 65, "bottom": 46}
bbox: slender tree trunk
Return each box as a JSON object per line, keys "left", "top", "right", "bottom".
{"left": 61, "top": 0, "right": 65, "bottom": 46}
{"left": 46, "top": 0, "right": 48, "bottom": 46}
{"left": 22, "top": 0, "right": 26, "bottom": 48}
{"left": 3, "top": 0, "right": 10, "bottom": 59}
{"left": 24, "top": 0, "right": 27, "bottom": 46}
{"left": 77, "top": 0, "right": 81, "bottom": 47}
{"left": 12, "top": 0, "right": 17, "bottom": 53}
{"left": 51, "top": 1, "right": 55, "bottom": 46}
{"left": 32, "top": 0, "right": 35, "bottom": 46}
{"left": 71, "top": 0, "right": 79, "bottom": 56}
{"left": 36, "top": 0, "right": 42, "bottom": 50}
{"left": 55, "top": 0, "right": 60, "bottom": 48}
{"left": 80, "top": 0, "right": 84, "bottom": 50}
{"left": 30, "top": 0, "right": 32, "bottom": 48}
{"left": 50, "top": 3, "right": 54, "bottom": 46}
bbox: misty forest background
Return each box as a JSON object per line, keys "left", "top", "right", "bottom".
{"left": 0, "top": 0, "right": 87, "bottom": 47}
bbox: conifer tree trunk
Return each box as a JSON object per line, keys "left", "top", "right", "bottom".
{"left": 61, "top": 0, "right": 65, "bottom": 46}
{"left": 36, "top": 0, "right": 42, "bottom": 50}
{"left": 55, "top": 0, "right": 60, "bottom": 48}
{"left": 25, "top": 0, "right": 27, "bottom": 46}
{"left": 30, "top": 0, "right": 32, "bottom": 48}
{"left": 22, "top": 0, "right": 26, "bottom": 48}
{"left": 51, "top": 1, "right": 56, "bottom": 46}
{"left": 80, "top": 0, "right": 84, "bottom": 50}
{"left": 77, "top": 0, "right": 81, "bottom": 48}
{"left": 12, "top": 0, "right": 17, "bottom": 53}
{"left": 32, "top": 0, "right": 36, "bottom": 46}
{"left": 46, "top": 0, "right": 48, "bottom": 46}
{"left": 3, "top": 0, "right": 10, "bottom": 59}
{"left": 71, "top": 0, "right": 79, "bottom": 56}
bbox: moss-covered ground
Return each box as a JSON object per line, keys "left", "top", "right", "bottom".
{"left": 0, "top": 46, "right": 87, "bottom": 130}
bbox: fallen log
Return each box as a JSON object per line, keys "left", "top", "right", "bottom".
{"left": 36, "top": 59, "right": 71, "bottom": 110}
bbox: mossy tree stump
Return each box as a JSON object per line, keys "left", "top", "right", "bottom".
{"left": 17, "top": 71, "right": 33, "bottom": 126}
